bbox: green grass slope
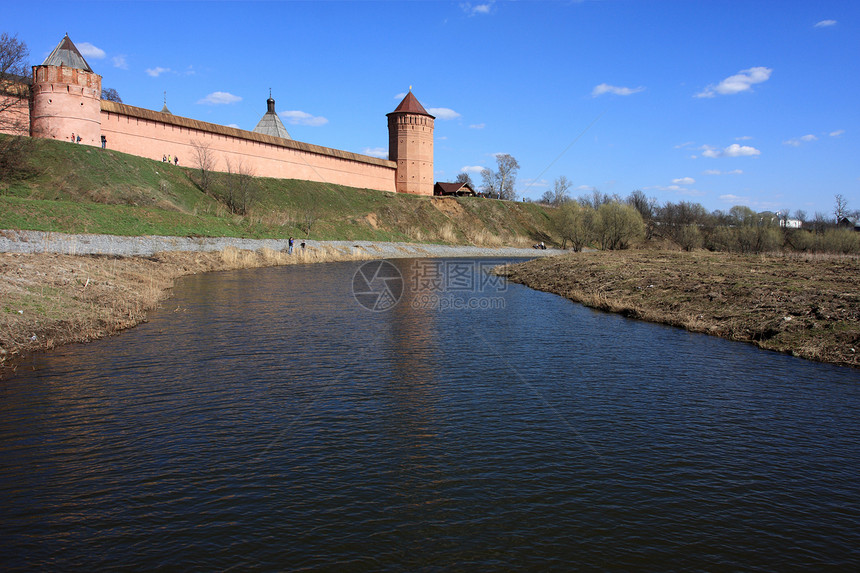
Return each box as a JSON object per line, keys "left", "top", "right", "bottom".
{"left": 0, "top": 135, "right": 557, "bottom": 244}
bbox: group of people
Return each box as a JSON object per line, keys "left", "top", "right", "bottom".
{"left": 287, "top": 237, "right": 306, "bottom": 254}
{"left": 162, "top": 154, "right": 179, "bottom": 166}
{"left": 70, "top": 133, "right": 109, "bottom": 149}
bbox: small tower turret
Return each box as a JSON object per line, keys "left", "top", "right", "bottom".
{"left": 253, "top": 90, "right": 291, "bottom": 139}
{"left": 387, "top": 90, "right": 434, "bottom": 195}
{"left": 30, "top": 35, "right": 102, "bottom": 145}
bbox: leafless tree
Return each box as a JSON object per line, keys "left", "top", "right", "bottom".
{"left": 225, "top": 157, "right": 256, "bottom": 215}
{"left": 480, "top": 167, "right": 497, "bottom": 198}
{"left": 0, "top": 32, "right": 34, "bottom": 180}
{"left": 101, "top": 87, "right": 122, "bottom": 103}
{"left": 301, "top": 206, "right": 319, "bottom": 237}
{"left": 191, "top": 139, "right": 216, "bottom": 194}
{"left": 812, "top": 212, "right": 830, "bottom": 235}
{"left": 481, "top": 153, "right": 519, "bottom": 200}
{"left": 833, "top": 194, "right": 859, "bottom": 223}
{"left": 626, "top": 189, "right": 657, "bottom": 238}
{"left": 455, "top": 172, "right": 474, "bottom": 189}
{"left": 549, "top": 175, "right": 571, "bottom": 206}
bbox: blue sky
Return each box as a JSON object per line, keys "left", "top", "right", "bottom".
{"left": 8, "top": 0, "right": 859, "bottom": 216}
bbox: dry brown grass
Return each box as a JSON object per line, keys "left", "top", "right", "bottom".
{"left": 0, "top": 246, "right": 377, "bottom": 378}
{"left": 500, "top": 250, "right": 860, "bottom": 368}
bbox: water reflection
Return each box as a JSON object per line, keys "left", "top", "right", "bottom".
{"left": 1, "top": 258, "right": 859, "bottom": 571}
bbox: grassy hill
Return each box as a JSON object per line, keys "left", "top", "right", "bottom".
{"left": 0, "top": 135, "right": 556, "bottom": 246}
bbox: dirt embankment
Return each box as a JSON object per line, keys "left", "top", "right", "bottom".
{"left": 0, "top": 246, "right": 368, "bottom": 378}
{"left": 499, "top": 250, "right": 860, "bottom": 368}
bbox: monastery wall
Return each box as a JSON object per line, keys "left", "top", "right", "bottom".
{"left": 99, "top": 101, "right": 397, "bottom": 193}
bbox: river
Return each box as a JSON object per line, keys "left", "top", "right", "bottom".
{"left": 1, "top": 258, "right": 858, "bottom": 571}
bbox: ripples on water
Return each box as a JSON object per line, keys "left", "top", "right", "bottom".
{"left": 1, "top": 258, "right": 859, "bottom": 571}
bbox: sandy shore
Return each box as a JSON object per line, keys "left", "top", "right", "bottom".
{"left": 1, "top": 231, "right": 560, "bottom": 378}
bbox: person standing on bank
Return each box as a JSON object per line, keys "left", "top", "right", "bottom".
{"left": 288, "top": 237, "right": 294, "bottom": 255}
{"left": 101, "top": 135, "right": 106, "bottom": 149}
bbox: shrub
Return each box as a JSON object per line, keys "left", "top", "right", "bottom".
{"left": 595, "top": 202, "right": 644, "bottom": 250}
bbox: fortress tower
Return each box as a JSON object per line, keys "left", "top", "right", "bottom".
{"left": 387, "top": 91, "right": 434, "bottom": 195}
{"left": 30, "top": 35, "right": 102, "bottom": 145}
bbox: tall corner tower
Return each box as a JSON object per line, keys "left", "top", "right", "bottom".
{"left": 387, "top": 91, "right": 434, "bottom": 195}
{"left": 30, "top": 34, "right": 102, "bottom": 145}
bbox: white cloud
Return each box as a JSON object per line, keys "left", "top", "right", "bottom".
{"left": 146, "top": 67, "right": 171, "bottom": 77}
{"left": 830, "top": 129, "right": 845, "bottom": 137}
{"left": 575, "top": 185, "right": 597, "bottom": 192}
{"left": 720, "top": 194, "right": 749, "bottom": 204}
{"left": 704, "top": 169, "right": 743, "bottom": 175}
{"left": 427, "top": 107, "right": 461, "bottom": 120}
{"left": 702, "top": 144, "right": 761, "bottom": 158}
{"left": 394, "top": 92, "right": 407, "bottom": 100}
{"left": 461, "top": 165, "right": 485, "bottom": 174}
{"left": 461, "top": 1, "right": 494, "bottom": 16}
{"left": 783, "top": 134, "right": 818, "bottom": 146}
{"left": 735, "top": 135, "right": 754, "bottom": 141}
{"left": 226, "top": 123, "right": 240, "bottom": 129}
{"left": 77, "top": 42, "right": 105, "bottom": 59}
{"left": 695, "top": 66, "right": 772, "bottom": 98}
{"left": 469, "top": 123, "right": 485, "bottom": 129}
{"left": 520, "top": 178, "right": 549, "bottom": 189}
{"left": 281, "top": 110, "right": 328, "bottom": 126}
{"left": 112, "top": 55, "right": 128, "bottom": 69}
{"left": 674, "top": 141, "right": 695, "bottom": 149}
{"left": 197, "top": 91, "right": 242, "bottom": 105}
{"left": 815, "top": 19, "right": 837, "bottom": 28}
{"left": 672, "top": 177, "right": 696, "bottom": 185}
{"left": 592, "top": 83, "right": 645, "bottom": 97}
{"left": 363, "top": 147, "right": 388, "bottom": 158}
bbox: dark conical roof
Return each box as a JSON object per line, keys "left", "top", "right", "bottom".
{"left": 389, "top": 91, "right": 434, "bottom": 118}
{"left": 42, "top": 34, "right": 93, "bottom": 72}
{"left": 253, "top": 94, "right": 291, "bottom": 139}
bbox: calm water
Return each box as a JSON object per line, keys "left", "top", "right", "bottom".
{"left": 1, "top": 258, "right": 859, "bottom": 571}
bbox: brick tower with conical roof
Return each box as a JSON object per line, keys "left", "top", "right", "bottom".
{"left": 30, "top": 35, "right": 102, "bottom": 145}
{"left": 387, "top": 91, "right": 434, "bottom": 195}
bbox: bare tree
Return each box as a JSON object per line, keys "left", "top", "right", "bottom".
{"left": 812, "top": 212, "right": 830, "bottom": 235}
{"left": 225, "top": 157, "right": 256, "bottom": 214}
{"left": 0, "top": 32, "right": 34, "bottom": 180}
{"left": 0, "top": 33, "right": 29, "bottom": 119}
{"left": 191, "top": 139, "right": 216, "bottom": 194}
{"left": 301, "top": 206, "right": 319, "bottom": 237}
{"left": 480, "top": 167, "right": 497, "bottom": 198}
{"left": 481, "top": 154, "right": 519, "bottom": 200}
{"left": 455, "top": 172, "right": 474, "bottom": 189}
{"left": 579, "top": 188, "right": 616, "bottom": 210}
{"left": 549, "top": 175, "right": 571, "bottom": 206}
{"left": 833, "top": 194, "right": 859, "bottom": 223}
{"left": 101, "top": 87, "right": 123, "bottom": 103}
{"left": 626, "top": 189, "right": 657, "bottom": 239}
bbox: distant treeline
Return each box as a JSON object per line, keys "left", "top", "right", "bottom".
{"left": 540, "top": 188, "right": 860, "bottom": 254}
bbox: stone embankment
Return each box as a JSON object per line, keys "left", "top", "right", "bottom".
{"left": 0, "top": 229, "right": 558, "bottom": 259}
